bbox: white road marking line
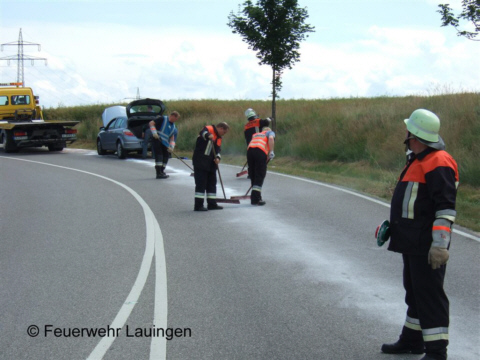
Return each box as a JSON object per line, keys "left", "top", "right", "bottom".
{"left": 0, "top": 156, "right": 168, "bottom": 360}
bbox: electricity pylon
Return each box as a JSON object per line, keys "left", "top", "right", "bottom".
{"left": 0, "top": 28, "right": 47, "bottom": 87}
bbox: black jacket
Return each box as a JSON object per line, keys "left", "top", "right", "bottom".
{"left": 388, "top": 148, "right": 458, "bottom": 255}
{"left": 192, "top": 125, "right": 222, "bottom": 172}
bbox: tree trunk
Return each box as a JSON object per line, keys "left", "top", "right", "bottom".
{"left": 271, "top": 67, "right": 277, "bottom": 132}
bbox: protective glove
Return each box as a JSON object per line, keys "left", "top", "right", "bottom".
{"left": 428, "top": 218, "right": 452, "bottom": 269}
{"left": 152, "top": 130, "right": 159, "bottom": 140}
{"left": 269, "top": 151, "right": 275, "bottom": 160}
{"left": 167, "top": 146, "right": 173, "bottom": 153}
{"left": 428, "top": 247, "right": 449, "bottom": 270}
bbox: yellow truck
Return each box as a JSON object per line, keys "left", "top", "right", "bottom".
{"left": 0, "top": 84, "right": 79, "bottom": 152}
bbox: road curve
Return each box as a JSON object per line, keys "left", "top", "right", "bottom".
{"left": 1, "top": 149, "right": 478, "bottom": 360}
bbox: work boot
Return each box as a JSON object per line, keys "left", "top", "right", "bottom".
{"left": 381, "top": 340, "right": 425, "bottom": 354}
{"left": 161, "top": 166, "right": 169, "bottom": 178}
{"left": 207, "top": 203, "right": 223, "bottom": 210}
{"left": 420, "top": 354, "right": 447, "bottom": 360}
{"left": 194, "top": 198, "right": 207, "bottom": 211}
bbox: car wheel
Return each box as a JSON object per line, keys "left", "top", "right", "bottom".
{"left": 97, "top": 138, "right": 106, "bottom": 155}
{"left": 116, "top": 142, "right": 126, "bottom": 159}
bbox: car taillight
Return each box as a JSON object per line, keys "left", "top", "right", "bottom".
{"left": 65, "top": 128, "right": 77, "bottom": 134}
{"left": 14, "top": 131, "right": 27, "bottom": 137}
{"left": 123, "top": 129, "right": 134, "bottom": 136}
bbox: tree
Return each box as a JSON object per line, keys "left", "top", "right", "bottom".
{"left": 438, "top": 0, "right": 480, "bottom": 41}
{"left": 228, "top": 0, "right": 315, "bottom": 130}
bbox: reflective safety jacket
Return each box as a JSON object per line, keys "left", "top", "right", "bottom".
{"left": 247, "top": 130, "right": 275, "bottom": 155}
{"left": 153, "top": 115, "right": 178, "bottom": 147}
{"left": 192, "top": 125, "right": 222, "bottom": 172}
{"left": 244, "top": 118, "right": 271, "bottom": 145}
{"left": 388, "top": 148, "right": 459, "bottom": 255}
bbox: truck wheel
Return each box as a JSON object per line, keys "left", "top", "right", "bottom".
{"left": 116, "top": 142, "right": 126, "bottom": 159}
{"left": 48, "top": 144, "right": 64, "bottom": 151}
{"left": 97, "top": 139, "right": 107, "bottom": 155}
{"left": 1, "top": 130, "right": 19, "bottom": 153}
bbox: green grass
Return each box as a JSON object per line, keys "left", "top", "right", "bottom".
{"left": 44, "top": 92, "right": 480, "bottom": 233}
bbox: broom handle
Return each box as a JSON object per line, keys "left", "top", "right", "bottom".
{"left": 171, "top": 151, "right": 194, "bottom": 171}
{"left": 212, "top": 144, "right": 227, "bottom": 199}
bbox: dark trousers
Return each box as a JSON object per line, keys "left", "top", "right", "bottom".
{"left": 152, "top": 139, "right": 169, "bottom": 168}
{"left": 400, "top": 254, "right": 449, "bottom": 356}
{"left": 194, "top": 168, "right": 217, "bottom": 207}
{"left": 247, "top": 148, "right": 267, "bottom": 203}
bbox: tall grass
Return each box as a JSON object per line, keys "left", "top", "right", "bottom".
{"left": 43, "top": 92, "right": 480, "bottom": 187}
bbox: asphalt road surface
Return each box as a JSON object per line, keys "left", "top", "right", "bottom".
{"left": 1, "top": 148, "right": 479, "bottom": 360}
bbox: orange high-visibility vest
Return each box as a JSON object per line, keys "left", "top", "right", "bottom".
{"left": 206, "top": 125, "right": 222, "bottom": 147}
{"left": 248, "top": 130, "right": 270, "bottom": 155}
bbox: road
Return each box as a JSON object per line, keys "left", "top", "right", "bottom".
{"left": 1, "top": 148, "right": 479, "bottom": 360}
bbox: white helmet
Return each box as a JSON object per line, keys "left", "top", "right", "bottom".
{"left": 404, "top": 109, "right": 445, "bottom": 150}
{"left": 245, "top": 108, "right": 256, "bottom": 119}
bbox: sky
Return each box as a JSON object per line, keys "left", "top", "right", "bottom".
{"left": 0, "top": 0, "right": 479, "bottom": 108}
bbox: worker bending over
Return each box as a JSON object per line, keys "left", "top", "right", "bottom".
{"left": 192, "top": 122, "right": 230, "bottom": 211}
{"left": 149, "top": 111, "right": 180, "bottom": 179}
{"left": 247, "top": 127, "right": 275, "bottom": 206}
{"left": 244, "top": 108, "right": 271, "bottom": 145}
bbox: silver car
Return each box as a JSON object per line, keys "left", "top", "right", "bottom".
{"left": 96, "top": 98, "right": 165, "bottom": 159}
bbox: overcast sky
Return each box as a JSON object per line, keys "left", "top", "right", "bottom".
{"left": 1, "top": 0, "right": 478, "bottom": 108}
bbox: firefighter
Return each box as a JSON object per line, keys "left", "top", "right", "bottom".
{"left": 381, "top": 109, "right": 459, "bottom": 360}
{"left": 244, "top": 108, "right": 272, "bottom": 146}
{"left": 192, "top": 122, "right": 230, "bottom": 211}
{"left": 149, "top": 111, "right": 180, "bottom": 179}
{"left": 247, "top": 127, "right": 275, "bottom": 206}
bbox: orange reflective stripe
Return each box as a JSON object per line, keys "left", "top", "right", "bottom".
{"left": 433, "top": 226, "right": 451, "bottom": 232}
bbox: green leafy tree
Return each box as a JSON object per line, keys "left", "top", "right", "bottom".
{"left": 228, "top": 0, "right": 315, "bottom": 130}
{"left": 438, "top": 0, "right": 480, "bottom": 40}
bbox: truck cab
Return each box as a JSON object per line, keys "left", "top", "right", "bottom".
{"left": 0, "top": 85, "right": 43, "bottom": 121}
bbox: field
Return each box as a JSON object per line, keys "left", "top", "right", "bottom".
{"left": 44, "top": 93, "right": 480, "bottom": 232}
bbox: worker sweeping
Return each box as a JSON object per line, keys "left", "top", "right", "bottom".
{"left": 247, "top": 127, "right": 275, "bottom": 206}
{"left": 244, "top": 108, "right": 272, "bottom": 145}
{"left": 149, "top": 111, "right": 180, "bottom": 179}
{"left": 237, "top": 108, "right": 272, "bottom": 177}
{"left": 192, "top": 122, "right": 230, "bottom": 211}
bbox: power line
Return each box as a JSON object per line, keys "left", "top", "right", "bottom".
{"left": 0, "top": 28, "right": 47, "bottom": 86}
